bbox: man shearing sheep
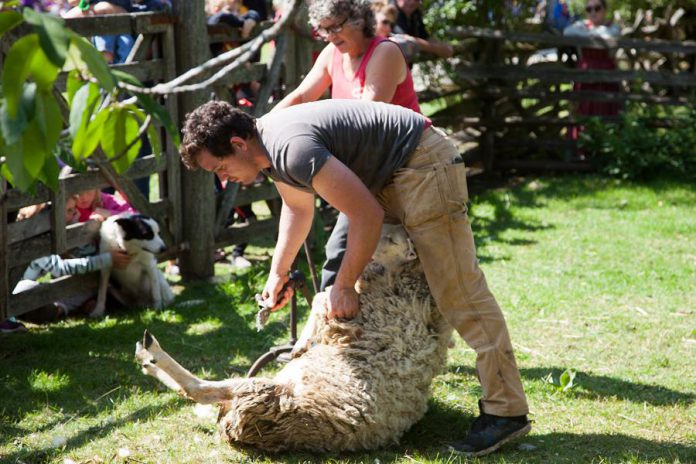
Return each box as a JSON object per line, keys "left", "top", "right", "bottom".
{"left": 179, "top": 99, "right": 530, "bottom": 456}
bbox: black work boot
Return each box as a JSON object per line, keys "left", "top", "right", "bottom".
{"left": 450, "top": 401, "right": 531, "bottom": 457}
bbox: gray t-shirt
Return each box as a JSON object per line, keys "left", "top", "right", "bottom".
{"left": 257, "top": 100, "right": 426, "bottom": 194}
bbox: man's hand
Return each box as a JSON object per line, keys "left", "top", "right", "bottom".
{"left": 261, "top": 272, "right": 294, "bottom": 312}
{"left": 110, "top": 250, "right": 131, "bottom": 269}
{"left": 327, "top": 285, "right": 360, "bottom": 320}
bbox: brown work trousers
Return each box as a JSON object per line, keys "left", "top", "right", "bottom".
{"left": 377, "top": 126, "right": 529, "bottom": 416}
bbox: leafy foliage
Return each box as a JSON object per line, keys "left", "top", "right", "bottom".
{"left": 543, "top": 368, "right": 578, "bottom": 395}
{"left": 580, "top": 103, "right": 696, "bottom": 181}
{"left": 0, "top": 7, "right": 176, "bottom": 192}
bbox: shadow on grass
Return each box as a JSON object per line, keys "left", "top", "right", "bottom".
{"left": 0, "top": 266, "right": 311, "bottom": 438}
{"left": 447, "top": 365, "right": 695, "bottom": 406}
{"left": 2, "top": 401, "right": 180, "bottom": 464}
{"left": 396, "top": 400, "right": 696, "bottom": 463}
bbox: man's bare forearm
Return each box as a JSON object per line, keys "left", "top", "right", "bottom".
{"left": 333, "top": 205, "right": 384, "bottom": 290}
{"left": 270, "top": 200, "right": 314, "bottom": 276}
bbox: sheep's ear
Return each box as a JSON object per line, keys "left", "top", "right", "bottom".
{"left": 405, "top": 238, "right": 417, "bottom": 261}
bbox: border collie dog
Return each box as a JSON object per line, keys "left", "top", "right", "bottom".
{"left": 90, "top": 214, "right": 174, "bottom": 318}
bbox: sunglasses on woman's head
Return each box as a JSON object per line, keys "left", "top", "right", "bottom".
{"left": 585, "top": 4, "right": 603, "bottom": 13}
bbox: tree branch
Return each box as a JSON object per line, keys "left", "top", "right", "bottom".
{"left": 118, "top": 0, "right": 303, "bottom": 96}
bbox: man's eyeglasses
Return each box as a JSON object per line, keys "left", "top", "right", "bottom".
{"left": 380, "top": 19, "right": 394, "bottom": 27}
{"left": 316, "top": 17, "right": 348, "bottom": 38}
{"left": 585, "top": 4, "right": 603, "bottom": 13}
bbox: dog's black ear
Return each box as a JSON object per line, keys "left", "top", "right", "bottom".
{"left": 116, "top": 216, "right": 155, "bottom": 240}
{"left": 115, "top": 217, "right": 140, "bottom": 240}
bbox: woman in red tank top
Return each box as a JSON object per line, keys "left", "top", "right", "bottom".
{"left": 272, "top": 0, "right": 422, "bottom": 114}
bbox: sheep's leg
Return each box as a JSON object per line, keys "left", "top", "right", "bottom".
{"left": 135, "top": 331, "right": 245, "bottom": 404}
{"left": 291, "top": 293, "right": 327, "bottom": 358}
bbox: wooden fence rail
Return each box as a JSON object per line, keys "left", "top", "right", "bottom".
{"left": 422, "top": 25, "right": 696, "bottom": 171}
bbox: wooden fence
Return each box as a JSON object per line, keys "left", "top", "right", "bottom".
{"left": 2, "top": 5, "right": 695, "bottom": 320}
{"left": 420, "top": 25, "right": 696, "bottom": 172}
{"left": 0, "top": 9, "right": 315, "bottom": 320}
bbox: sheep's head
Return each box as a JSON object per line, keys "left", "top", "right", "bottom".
{"left": 371, "top": 223, "right": 417, "bottom": 270}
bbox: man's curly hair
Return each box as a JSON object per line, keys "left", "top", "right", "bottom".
{"left": 180, "top": 101, "right": 256, "bottom": 169}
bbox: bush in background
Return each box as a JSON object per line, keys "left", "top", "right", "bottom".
{"left": 580, "top": 102, "right": 696, "bottom": 181}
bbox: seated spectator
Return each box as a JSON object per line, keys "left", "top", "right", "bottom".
{"left": 13, "top": 192, "right": 132, "bottom": 322}
{"left": 551, "top": 0, "right": 574, "bottom": 32}
{"left": 63, "top": 0, "right": 131, "bottom": 17}
{"left": 207, "top": 0, "right": 261, "bottom": 39}
{"left": 371, "top": 1, "right": 418, "bottom": 61}
{"left": 563, "top": 0, "right": 620, "bottom": 140}
{"left": 390, "top": 0, "right": 453, "bottom": 59}
{"left": 75, "top": 187, "right": 135, "bottom": 223}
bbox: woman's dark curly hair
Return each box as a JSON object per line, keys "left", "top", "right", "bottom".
{"left": 180, "top": 100, "right": 256, "bottom": 169}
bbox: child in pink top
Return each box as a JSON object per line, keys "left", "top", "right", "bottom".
{"left": 76, "top": 188, "right": 136, "bottom": 223}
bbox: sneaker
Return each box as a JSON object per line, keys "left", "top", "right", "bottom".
{"left": 0, "top": 319, "right": 28, "bottom": 334}
{"left": 450, "top": 401, "right": 531, "bottom": 457}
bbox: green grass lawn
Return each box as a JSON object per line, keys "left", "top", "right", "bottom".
{"left": 1, "top": 175, "right": 694, "bottom": 463}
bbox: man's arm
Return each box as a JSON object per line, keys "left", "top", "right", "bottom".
{"left": 261, "top": 182, "right": 316, "bottom": 308}
{"left": 311, "top": 157, "right": 384, "bottom": 319}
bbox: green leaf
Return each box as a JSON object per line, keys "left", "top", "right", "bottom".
{"left": 146, "top": 120, "right": 161, "bottom": 159}
{"left": 2, "top": 34, "right": 39, "bottom": 118}
{"left": 0, "top": 163, "right": 15, "bottom": 187}
{"left": 111, "top": 69, "right": 143, "bottom": 87}
{"left": 34, "top": 90, "right": 62, "bottom": 152}
{"left": 21, "top": 119, "right": 47, "bottom": 178}
{"left": 68, "top": 81, "right": 100, "bottom": 139}
{"left": 0, "top": 83, "right": 36, "bottom": 145}
{"left": 37, "top": 152, "right": 60, "bottom": 192}
{"left": 114, "top": 113, "right": 141, "bottom": 174}
{"left": 138, "top": 93, "right": 179, "bottom": 147}
{"left": 66, "top": 69, "right": 83, "bottom": 106}
{"left": 559, "top": 368, "right": 576, "bottom": 392}
{"left": 102, "top": 107, "right": 142, "bottom": 173}
{"left": 0, "top": 10, "right": 23, "bottom": 37}
{"left": 72, "top": 105, "right": 109, "bottom": 160}
{"left": 74, "top": 36, "right": 116, "bottom": 91}
{"left": 3, "top": 139, "right": 33, "bottom": 191}
{"left": 101, "top": 107, "right": 125, "bottom": 160}
{"left": 111, "top": 68, "right": 179, "bottom": 147}
{"left": 23, "top": 8, "right": 71, "bottom": 67}
{"left": 29, "top": 45, "right": 59, "bottom": 91}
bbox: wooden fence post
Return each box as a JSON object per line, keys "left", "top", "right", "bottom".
{"left": 172, "top": 0, "right": 215, "bottom": 280}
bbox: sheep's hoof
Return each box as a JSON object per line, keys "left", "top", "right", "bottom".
{"left": 143, "top": 330, "right": 154, "bottom": 349}
{"left": 290, "top": 340, "right": 311, "bottom": 358}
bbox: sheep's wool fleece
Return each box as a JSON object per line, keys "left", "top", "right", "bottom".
{"left": 218, "top": 261, "right": 453, "bottom": 452}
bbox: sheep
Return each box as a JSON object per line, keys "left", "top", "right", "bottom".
{"left": 134, "top": 223, "right": 453, "bottom": 453}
